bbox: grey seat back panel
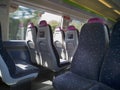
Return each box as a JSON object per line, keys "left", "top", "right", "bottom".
{"left": 37, "top": 25, "right": 60, "bottom": 71}
{"left": 26, "top": 23, "right": 37, "bottom": 47}
{"left": 37, "top": 20, "right": 70, "bottom": 71}
{"left": 71, "top": 23, "right": 109, "bottom": 80}
{"left": 65, "top": 29, "right": 79, "bottom": 61}
{"left": 25, "top": 23, "right": 39, "bottom": 64}
{"left": 53, "top": 30, "right": 66, "bottom": 60}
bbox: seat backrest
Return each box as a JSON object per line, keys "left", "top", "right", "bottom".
{"left": 70, "top": 18, "right": 109, "bottom": 80}
{"left": 36, "top": 20, "right": 62, "bottom": 71}
{"left": 88, "top": 18, "right": 111, "bottom": 38}
{"left": 100, "top": 21, "right": 120, "bottom": 90}
{"left": 25, "top": 23, "right": 38, "bottom": 64}
{"left": 0, "top": 23, "right": 16, "bottom": 78}
{"left": 26, "top": 22, "right": 37, "bottom": 45}
{"left": 88, "top": 18, "right": 105, "bottom": 23}
{"left": 0, "top": 23, "right": 38, "bottom": 85}
{"left": 65, "top": 25, "right": 79, "bottom": 61}
{"left": 53, "top": 27, "right": 66, "bottom": 59}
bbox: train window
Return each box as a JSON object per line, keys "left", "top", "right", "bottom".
{"left": 40, "top": 12, "right": 62, "bottom": 32}
{"left": 69, "top": 19, "right": 86, "bottom": 31}
{"left": 9, "top": 6, "right": 42, "bottom": 40}
{"left": 9, "top": 5, "right": 62, "bottom": 40}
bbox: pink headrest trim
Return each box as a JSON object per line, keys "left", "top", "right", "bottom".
{"left": 67, "top": 25, "right": 76, "bottom": 30}
{"left": 27, "top": 22, "right": 34, "bottom": 28}
{"left": 88, "top": 18, "right": 104, "bottom": 24}
{"left": 55, "top": 27, "right": 62, "bottom": 31}
{"left": 39, "top": 20, "right": 48, "bottom": 27}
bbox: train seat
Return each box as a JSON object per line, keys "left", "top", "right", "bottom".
{"left": 0, "top": 23, "right": 39, "bottom": 85}
{"left": 25, "top": 23, "right": 39, "bottom": 64}
{"left": 53, "top": 27, "right": 66, "bottom": 60}
{"left": 88, "top": 18, "right": 110, "bottom": 39}
{"left": 53, "top": 18, "right": 109, "bottom": 90}
{"left": 36, "top": 20, "right": 70, "bottom": 72}
{"left": 65, "top": 25, "right": 79, "bottom": 61}
{"left": 26, "top": 22, "right": 37, "bottom": 44}
{"left": 98, "top": 21, "right": 120, "bottom": 90}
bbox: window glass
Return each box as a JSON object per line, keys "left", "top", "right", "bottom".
{"left": 69, "top": 19, "right": 86, "bottom": 32}
{"left": 40, "top": 12, "right": 62, "bottom": 32}
{"left": 9, "top": 6, "right": 62, "bottom": 40}
{"left": 9, "top": 6, "right": 41, "bottom": 40}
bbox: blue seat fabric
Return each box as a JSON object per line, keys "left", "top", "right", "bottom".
{"left": 99, "top": 21, "right": 120, "bottom": 90}
{"left": 53, "top": 21, "right": 120, "bottom": 90}
{"left": 53, "top": 71, "right": 97, "bottom": 90}
{"left": 71, "top": 23, "right": 107, "bottom": 80}
{"left": 0, "top": 24, "right": 38, "bottom": 78}
{"left": 88, "top": 83, "right": 114, "bottom": 90}
{"left": 53, "top": 22, "right": 108, "bottom": 90}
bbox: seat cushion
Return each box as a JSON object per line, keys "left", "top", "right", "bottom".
{"left": 53, "top": 71, "right": 97, "bottom": 90}
{"left": 88, "top": 83, "right": 114, "bottom": 90}
{"left": 14, "top": 61, "right": 39, "bottom": 78}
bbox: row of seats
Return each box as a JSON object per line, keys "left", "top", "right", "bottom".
{"left": 26, "top": 20, "right": 71, "bottom": 72}
{"left": 0, "top": 17, "right": 112, "bottom": 89}
{"left": 0, "top": 23, "right": 39, "bottom": 86}
{"left": 53, "top": 25, "right": 79, "bottom": 61}
{"left": 53, "top": 18, "right": 120, "bottom": 90}
{"left": 26, "top": 20, "right": 79, "bottom": 72}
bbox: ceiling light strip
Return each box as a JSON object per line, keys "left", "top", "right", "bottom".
{"left": 114, "top": 9, "right": 120, "bottom": 15}
{"left": 70, "top": 0, "right": 104, "bottom": 16}
{"left": 98, "top": 0, "right": 112, "bottom": 8}
{"left": 64, "top": 0, "right": 116, "bottom": 22}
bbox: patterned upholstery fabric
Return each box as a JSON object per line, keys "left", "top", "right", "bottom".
{"left": 99, "top": 21, "right": 120, "bottom": 90}
{"left": 53, "top": 20, "right": 109, "bottom": 90}
{"left": 53, "top": 71, "right": 97, "bottom": 90}
{"left": 88, "top": 83, "right": 114, "bottom": 90}
{"left": 71, "top": 23, "right": 108, "bottom": 80}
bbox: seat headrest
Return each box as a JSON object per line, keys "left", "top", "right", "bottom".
{"left": 27, "top": 22, "right": 34, "bottom": 28}
{"left": 39, "top": 20, "right": 48, "bottom": 27}
{"left": 67, "top": 25, "right": 76, "bottom": 31}
{"left": 88, "top": 18, "right": 104, "bottom": 24}
{"left": 55, "top": 27, "right": 62, "bottom": 31}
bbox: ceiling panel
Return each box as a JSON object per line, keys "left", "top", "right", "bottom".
{"left": 64, "top": 0, "right": 120, "bottom": 22}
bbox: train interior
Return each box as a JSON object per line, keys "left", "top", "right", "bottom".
{"left": 0, "top": 0, "right": 120, "bottom": 90}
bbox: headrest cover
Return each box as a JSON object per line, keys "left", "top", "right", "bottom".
{"left": 88, "top": 18, "right": 104, "bottom": 24}
{"left": 55, "top": 27, "right": 62, "bottom": 31}
{"left": 27, "top": 22, "right": 34, "bottom": 28}
{"left": 39, "top": 20, "right": 48, "bottom": 27}
{"left": 67, "top": 25, "right": 76, "bottom": 31}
